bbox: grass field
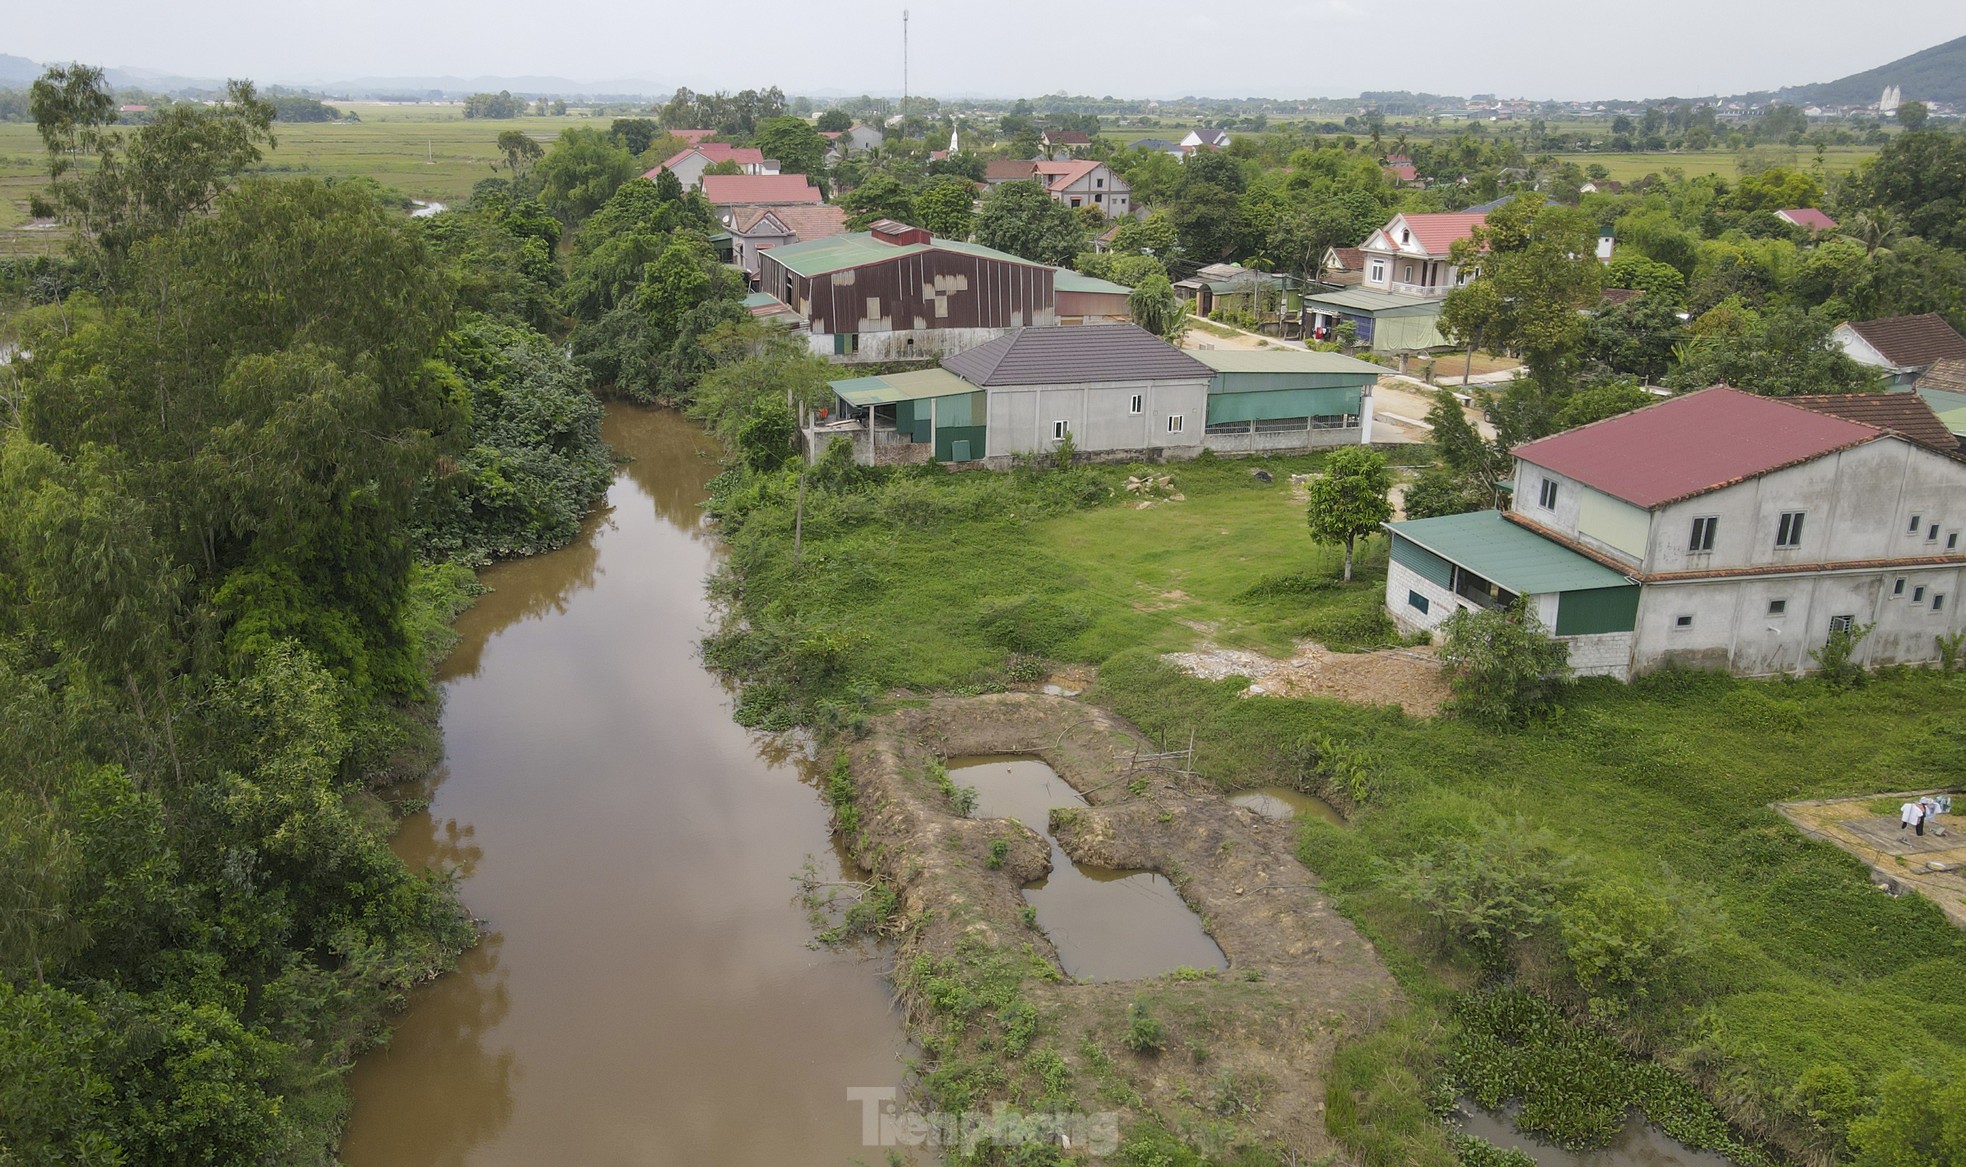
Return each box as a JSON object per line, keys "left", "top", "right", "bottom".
{"left": 1554, "top": 146, "right": 1879, "bottom": 182}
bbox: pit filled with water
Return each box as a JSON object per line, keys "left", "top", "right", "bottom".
{"left": 947, "top": 755, "right": 1226, "bottom": 982}
{"left": 1229, "top": 786, "right": 1344, "bottom": 824}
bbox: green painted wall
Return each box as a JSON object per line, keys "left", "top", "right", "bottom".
{"left": 1206, "top": 387, "right": 1363, "bottom": 424}
{"left": 895, "top": 399, "right": 932, "bottom": 442}
{"left": 1390, "top": 535, "right": 1453, "bottom": 589}
{"left": 935, "top": 426, "right": 987, "bottom": 462}
{"left": 1210, "top": 371, "right": 1377, "bottom": 394}
{"left": 1554, "top": 586, "right": 1641, "bottom": 636}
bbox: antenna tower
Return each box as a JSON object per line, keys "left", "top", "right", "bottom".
{"left": 902, "top": 9, "right": 910, "bottom": 125}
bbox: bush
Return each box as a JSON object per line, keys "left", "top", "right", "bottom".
{"left": 1810, "top": 621, "right": 1874, "bottom": 689}
{"left": 1122, "top": 1000, "right": 1166, "bottom": 1054}
{"left": 1387, "top": 817, "right": 1576, "bottom": 970}
{"left": 1438, "top": 603, "right": 1573, "bottom": 727}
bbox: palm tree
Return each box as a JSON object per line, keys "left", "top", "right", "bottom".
{"left": 1842, "top": 210, "right": 1903, "bottom": 259}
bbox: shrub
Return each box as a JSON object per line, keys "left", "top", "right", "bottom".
{"left": 1809, "top": 620, "right": 1874, "bottom": 689}
{"left": 1438, "top": 603, "right": 1574, "bottom": 727}
{"left": 1388, "top": 817, "right": 1576, "bottom": 970}
{"left": 1122, "top": 1000, "right": 1166, "bottom": 1054}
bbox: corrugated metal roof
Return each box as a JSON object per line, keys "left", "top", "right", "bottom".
{"left": 1301, "top": 287, "right": 1444, "bottom": 315}
{"left": 1053, "top": 270, "right": 1132, "bottom": 295}
{"left": 1512, "top": 386, "right": 1883, "bottom": 509}
{"left": 1386, "top": 510, "right": 1632, "bottom": 594}
{"left": 829, "top": 367, "right": 975, "bottom": 406}
{"left": 1188, "top": 348, "right": 1385, "bottom": 377}
{"left": 763, "top": 232, "right": 1044, "bottom": 278}
{"left": 943, "top": 324, "right": 1212, "bottom": 387}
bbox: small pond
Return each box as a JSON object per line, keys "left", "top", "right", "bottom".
{"left": 1456, "top": 1103, "right": 1741, "bottom": 1167}
{"left": 948, "top": 755, "right": 1227, "bottom": 982}
{"left": 1229, "top": 786, "right": 1344, "bottom": 825}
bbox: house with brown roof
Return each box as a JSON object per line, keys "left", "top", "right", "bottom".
{"left": 1033, "top": 159, "right": 1131, "bottom": 218}
{"left": 1384, "top": 386, "right": 1966, "bottom": 679}
{"left": 1180, "top": 128, "right": 1232, "bottom": 154}
{"left": 648, "top": 143, "right": 779, "bottom": 190}
{"left": 719, "top": 203, "right": 850, "bottom": 280}
{"left": 1319, "top": 246, "right": 1367, "bottom": 285}
{"left": 1833, "top": 313, "right": 1966, "bottom": 386}
{"left": 1041, "top": 129, "right": 1092, "bottom": 155}
{"left": 1301, "top": 211, "right": 1486, "bottom": 354}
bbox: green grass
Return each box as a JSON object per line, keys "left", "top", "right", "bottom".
{"left": 1553, "top": 146, "right": 1879, "bottom": 182}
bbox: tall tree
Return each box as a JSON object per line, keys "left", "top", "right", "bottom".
{"left": 753, "top": 115, "right": 826, "bottom": 176}
{"left": 972, "top": 181, "right": 1086, "bottom": 265}
{"left": 536, "top": 127, "right": 638, "bottom": 225}
{"left": 915, "top": 175, "right": 976, "bottom": 239}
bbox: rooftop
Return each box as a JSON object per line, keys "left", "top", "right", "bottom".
{"left": 1300, "top": 286, "right": 1446, "bottom": 315}
{"left": 1843, "top": 313, "right": 1966, "bottom": 370}
{"left": 1381, "top": 212, "right": 1487, "bottom": 255}
{"left": 984, "top": 159, "right": 1038, "bottom": 182}
{"left": 1776, "top": 207, "right": 1839, "bottom": 232}
{"left": 1784, "top": 392, "right": 1959, "bottom": 454}
{"left": 943, "top": 324, "right": 1212, "bottom": 387}
{"left": 1917, "top": 357, "right": 1966, "bottom": 395}
{"left": 1188, "top": 348, "right": 1385, "bottom": 377}
{"left": 761, "top": 231, "right": 1048, "bottom": 278}
{"left": 1053, "top": 270, "right": 1133, "bottom": 295}
{"left": 1387, "top": 510, "right": 1633, "bottom": 594}
{"left": 830, "top": 367, "right": 974, "bottom": 407}
{"left": 700, "top": 174, "right": 823, "bottom": 205}
{"left": 658, "top": 142, "right": 765, "bottom": 172}
{"left": 724, "top": 203, "right": 849, "bottom": 240}
{"left": 1512, "top": 386, "right": 1885, "bottom": 509}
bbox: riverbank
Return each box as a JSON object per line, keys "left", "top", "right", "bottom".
{"left": 700, "top": 441, "right": 1966, "bottom": 1166}
{"left": 832, "top": 693, "right": 1397, "bottom": 1160}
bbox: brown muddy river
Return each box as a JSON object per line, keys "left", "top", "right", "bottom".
{"left": 340, "top": 407, "right": 911, "bottom": 1166}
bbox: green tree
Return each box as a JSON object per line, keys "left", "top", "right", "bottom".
{"left": 608, "top": 117, "right": 661, "bottom": 155}
{"left": 754, "top": 114, "right": 827, "bottom": 176}
{"left": 1847, "top": 1070, "right": 1966, "bottom": 1167}
{"left": 1127, "top": 274, "right": 1188, "bottom": 341}
{"left": 914, "top": 175, "right": 975, "bottom": 239}
{"left": 1553, "top": 381, "right": 1653, "bottom": 429}
{"left": 816, "top": 109, "right": 852, "bottom": 133}
{"left": 838, "top": 172, "right": 917, "bottom": 230}
{"left": 1895, "top": 101, "right": 1929, "bottom": 132}
{"left": 536, "top": 126, "right": 638, "bottom": 224}
{"left": 496, "top": 129, "right": 545, "bottom": 180}
{"left": 1666, "top": 304, "right": 1881, "bottom": 395}
{"left": 973, "top": 180, "right": 1087, "bottom": 265}
{"left": 1437, "top": 602, "right": 1573, "bottom": 727}
{"left": 1389, "top": 817, "right": 1576, "bottom": 969}
{"left": 1305, "top": 446, "right": 1393, "bottom": 582}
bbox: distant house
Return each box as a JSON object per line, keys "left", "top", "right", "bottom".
{"left": 719, "top": 203, "right": 850, "bottom": 281}
{"left": 700, "top": 174, "right": 823, "bottom": 207}
{"left": 841, "top": 123, "right": 884, "bottom": 155}
{"left": 809, "top": 324, "right": 1213, "bottom": 466}
{"left": 649, "top": 143, "right": 779, "bottom": 190}
{"left": 1180, "top": 128, "right": 1231, "bottom": 154}
{"left": 1382, "top": 155, "right": 1420, "bottom": 186}
{"left": 1032, "top": 159, "right": 1132, "bottom": 218}
{"left": 668, "top": 129, "right": 718, "bottom": 148}
{"left": 1173, "top": 263, "right": 1286, "bottom": 318}
{"left": 1833, "top": 313, "right": 1966, "bottom": 386}
{"left": 1319, "top": 246, "right": 1367, "bottom": 286}
{"left": 1129, "top": 137, "right": 1184, "bottom": 157}
{"left": 1041, "top": 129, "right": 1092, "bottom": 154}
{"left": 982, "top": 159, "right": 1041, "bottom": 186}
{"left": 1053, "top": 270, "right": 1135, "bottom": 325}
{"left": 1301, "top": 211, "right": 1485, "bottom": 354}
{"left": 807, "top": 326, "right": 1384, "bottom": 467}
{"left": 1384, "top": 386, "right": 1966, "bottom": 680}
{"left": 1775, "top": 207, "right": 1839, "bottom": 233}
{"left": 1578, "top": 179, "right": 1623, "bottom": 195}
{"left": 757, "top": 220, "right": 1058, "bottom": 362}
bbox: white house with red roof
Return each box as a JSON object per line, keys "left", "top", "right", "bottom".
{"left": 1384, "top": 386, "right": 1966, "bottom": 679}
{"left": 1032, "top": 160, "right": 1131, "bottom": 218}
{"left": 648, "top": 143, "right": 780, "bottom": 190}
{"left": 1302, "top": 212, "right": 1485, "bottom": 354}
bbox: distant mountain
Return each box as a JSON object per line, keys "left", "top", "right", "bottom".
{"left": 1785, "top": 34, "right": 1966, "bottom": 106}
{"left": 0, "top": 54, "right": 41, "bottom": 86}
{"left": 312, "top": 74, "right": 672, "bottom": 99}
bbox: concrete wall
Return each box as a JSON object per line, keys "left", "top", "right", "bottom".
{"left": 1385, "top": 562, "right": 1630, "bottom": 677}
{"left": 1200, "top": 423, "right": 1361, "bottom": 454}
{"left": 986, "top": 377, "right": 1211, "bottom": 457}
{"left": 809, "top": 327, "right": 1009, "bottom": 363}
{"left": 1513, "top": 464, "right": 1650, "bottom": 567}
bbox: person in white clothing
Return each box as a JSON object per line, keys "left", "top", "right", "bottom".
{"left": 1900, "top": 799, "right": 1926, "bottom": 837}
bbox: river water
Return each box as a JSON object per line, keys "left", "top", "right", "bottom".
{"left": 340, "top": 407, "right": 911, "bottom": 1166}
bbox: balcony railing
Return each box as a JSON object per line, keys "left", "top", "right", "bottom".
{"left": 1388, "top": 281, "right": 1453, "bottom": 299}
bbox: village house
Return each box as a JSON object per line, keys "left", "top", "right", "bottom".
{"left": 1041, "top": 129, "right": 1091, "bottom": 155}
{"left": 1384, "top": 386, "right": 1966, "bottom": 680}
{"left": 756, "top": 220, "right": 1059, "bottom": 362}
{"left": 1033, "top": 159, "right": 1132, "bottom": 218}
{"left": 717, "top": 203, "right": 850, "bottom": 281}
{"left": 1180, "top": 128, "right": 1231, "bottom": 154}
{"left": 648, "top": 143, "right": 779, "bottom": 190}
{"left": 1318, "top": 246, "right": 1368, "bottom": 286}
{"left": 805, "top": 325, "right": 1383, "bottom": 467}
{"left": 1833, "top": 313, "right": 1966, "bottom": 386}
{"left": 1053, "top": 270, "right": 1135, "bottom": 325}
{"left": 1173, "top": 263, "right": 1287, "bottom": 318}
{"left": 1914, "top": 358, "right": 1966, "bottom": 450}
{"left": 1301, "top": 211, "right": 1484, "bottom": 355}
{"left": 1775, "top": 207, "right": 1838, "bottom": 233}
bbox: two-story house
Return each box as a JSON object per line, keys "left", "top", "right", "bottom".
{"left": 1032, "top": 160, "right": 1132, "bottom": 219}
{"left": 648, "top": 143, "right": 780, "bottom": 190}
{"left": 1302, "top": 212, "right": 1484, "bottom": 356}
{"left": 1383, "top": 387, "right": 1966, "bottom": 679}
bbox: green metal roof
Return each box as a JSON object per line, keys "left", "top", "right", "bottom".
{"left": 1301, "top": 287, "right": 1445, "bottom": 316}
{"left": 829, "top": 366, "right": 975, "bottom": 406}
{"left": 765, "top": 231, "right": 1049, "bottom": 278}
{"left": 1916, "top": 387, "right": 1966, "bottom": 433}
{"left": 1053, "top": 270, "right": 1132, "bottom": 295}
{"left": 741, "top": 291, "right": 782, "bottom": 310}
{"left": 1385, "top": 511, "right": 1633, "bottom": 595}
{"left": 1188, "top": 348, "right": 1385, "bottom": 376}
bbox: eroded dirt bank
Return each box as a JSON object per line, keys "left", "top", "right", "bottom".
{"left": 838, "top": 692, "right": 1398, "bottom": 1157}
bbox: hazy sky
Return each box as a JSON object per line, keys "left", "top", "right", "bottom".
{"left": 11, "top": 2, "right": 1962, "bottom": 100}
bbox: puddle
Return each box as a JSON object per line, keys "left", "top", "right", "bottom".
{"left": 1456, "top": 1102, "right": 1740, "bottom": 1167}
{"left": 1229, "top": 786, "right": 1343, "bottom": 825}
{"left": 947, "top": 755, "right": 1227, "bottom": 982}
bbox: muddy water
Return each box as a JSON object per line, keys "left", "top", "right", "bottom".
{"left": 341, "top": 407, "right": 910, "bottom": 1166}
{"left": 948, "top": 756, "right": 1226, "bottom": 982}
{"left": 1229, "top": 787, "right": 1344, "bottom": 825}
{"left": 1457, "top": 1106, "right": 1739, "bottom": 1167}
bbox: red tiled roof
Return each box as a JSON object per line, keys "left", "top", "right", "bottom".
{"left": 1843, "top": 313, "right": 1966, "bottom": 370}
{"left": 1384, "top": 162, "right": 1418, "bottom": 182}
{"left": 1327, "top": 247, "right": 1365, "bottom": 270}
{"left": 1046, "top": 130, "right": 1091, "bottom": 144}
{"left": 1783, "top": 393, "right": 1960, "bottom": 455}
{"left": 700, "top": 174, "right": 823, "bottom": 205}
{"left": 1512, "top": 386, "right": 1884, "bottom": 508}
{"left": 984, "top": 159, "right": 1037, "bottom": 182}
{"left": 1395, "top": 212, "right": 1487, "bottom": 255}
{"left": 655, "top": 143, "right": 766, "bottom": 174}
{"left": 761, "top": 203, "right": 848, "bottom": 241}
{"left": 670, "top": 129, "right": 717, "bottom": 146}
{"left": 1776, "top": 207, "right": 1838, "bottom": 232}
{"left": 1034, "top": 159, "right": 1101, "bottom": 192}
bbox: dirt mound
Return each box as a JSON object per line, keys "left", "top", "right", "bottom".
{"left": 1163, "top": 640, "right": 1448, "bottom": 716}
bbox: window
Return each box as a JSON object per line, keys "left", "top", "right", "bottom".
{"left": 1768, "top": 599, "right": 1788, "bottom": 616}
{"left": 1402, "top": 263, "right": 1414, "bottom": 282}
{"left": 1094, "top": 192, "right": 1104, "bottom": 203}
{"left": 1167, "top": 415, "right": 1185, "bottom": 434}
{"left": 1095, "top": 177, "right": 1104, "bottom": 188}
{"left": 1928, "top": 522, "right": 1941, "bottom": 542}
{"left": 1400, "top": 228, "right": 1411, "bottom": 244}
{"left": 1369, "top": 261, "right": 1386, "bottom": 282}
{"left": 1776, "top": 511, "right": 1805, "bottom": 548}
{"left": 1129, "top": 394, "right": 1143, "bottom": 415}
{"left": 1069, "top": 196, "right": 1082, "bottom": 208}
{"left": 1674, "top": 614, "right": 1694, "bottom": 629}
{"left": 1689, "top": 516, "right": 1718, "bottom": 553}
{"left": 1909, "top": 514, "right": 1923, "bottom": 533}
{"left": 1538, "top": 478, "right": 1558, "bottom": 509}
{"left": 1408, "top": 590, "right": 1430, "bottom": 614}
{"left": 1950, "top": 532, "right": 1960, "bottom": 551}
{"left": 1894, "top": 577, "right": 1907, "bottom": 597}
{"left": 1936, "top": 594, "right": 1948, "bottom": 612}
{"left": 1913, "top": 585, "right": 1927, "bottom": 603}
{"left": 1828, "top": 614, "right": 1856, "bottom": 634}
{"left": 1052, "top": 420, "right": 1069, "bottom": 440}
